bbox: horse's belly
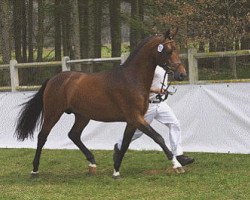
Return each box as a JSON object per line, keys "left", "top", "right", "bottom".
{"left": 76, "top": 103, "right": 125, "bottom": 122}
{"left": 87, "top": 111, "right": 125, "bottom": 122}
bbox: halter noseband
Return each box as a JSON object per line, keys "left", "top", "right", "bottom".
{"left": 162, "top": 62, "right": 182, "bottom": 74}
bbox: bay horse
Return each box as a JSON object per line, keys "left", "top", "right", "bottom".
{"left": 15, "top": 29, "right": 187, "bottom": 178}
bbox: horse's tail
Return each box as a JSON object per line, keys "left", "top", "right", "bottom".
{"left": 15, "top": 79, "right": 49, "bottom": 141}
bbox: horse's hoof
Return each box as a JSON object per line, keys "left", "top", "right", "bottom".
{"left": 173, "top": 167, "right": 185, "bottom": 174}
{"left": 31, "top": 171, "right": 39, "bottom": 177}
{"left": 112, "top": 170, "right": 121, "bottom": 179}
{"left": 88, "top": 163, "right": 97, "bottom": 175}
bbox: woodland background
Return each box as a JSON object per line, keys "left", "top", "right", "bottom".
{"left": 0, "top": 0, "right": 249, "bottom": 85}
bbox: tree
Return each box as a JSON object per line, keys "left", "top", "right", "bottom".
{"left": 138, "top": 0, "right": 145, "bottom": 38}
{"left": 61, "top": 0, "right": 71, "bottom": 57}
{"left": 152, "top": 0, "right": 248, "bottom": 47}
{"left": 54, "top": 0, "right": 62, "bottom": 61}
{"left": 87, "top": 0, "right": 95, "bottom": 59}
{"left": 0, "top": 0, "right": 11, "bottom": 63}
{"left": 78, "top": 0, "right": 89, "bottom": 58}
{"left": 27, "top": 0, "right": 34, "bottom": 62}
{"left": 130, "top": 0, "right": 141, "bottom": 52}
{"left": 37, "top": 0, "right": 44, "bottom": 62}
{"left": 93, "top": 0, "right": 103, "bottom": 58}
{"left": 151, "top": 0, "right": 248, "bottom": 79}
{"left": 79, "top": 0, "right": 103, "bottom": 72}
{"left": 21, "top": 0, "right": 27, "bottom": 63}
{"left": 13, "top": 0, "right": 23, "bottom": 62}
{"left": 109, "top": 0, "right": 121, "bottom": 57}
{"left": 69, "top": 0, "right": 81, "bottom": 70}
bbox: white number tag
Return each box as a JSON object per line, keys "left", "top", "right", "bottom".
{"left": 157, "top": 44, "right": 164, "bottom": 52}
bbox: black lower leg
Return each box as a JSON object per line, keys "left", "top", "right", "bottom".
{"left": 139, "top": 124, "right": 173, "bottom": 160}
{"left": 68, "top": 131, "right": 96, "bottom": 164}
{"left": 114, "top": 125, "right": 135, "bottom": 172}
{"left": 33, "top": 133, "right": 47, "bottom": 172}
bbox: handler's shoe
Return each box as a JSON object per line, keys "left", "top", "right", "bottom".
{"left": 176, "top": 155, "right": 194, "bottom": 166}
{"left": 113, "top": 143, "right": 120, "bottom": 162}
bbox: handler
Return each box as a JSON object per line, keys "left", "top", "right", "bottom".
{"left": 114, "top": 65, "right": 194, "bottom": 166}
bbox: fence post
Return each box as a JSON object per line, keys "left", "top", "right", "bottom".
{"left": 188, "top": 46, "right": 198, "bottom": 84}
{"left": 62, "top": 56, "right": 70, "bottom": 71}
{"left": 9, "top": 59, "right": 19, "bottom": 92}
{"left": 121, "top": 53, "right": 129, "bottom": 65}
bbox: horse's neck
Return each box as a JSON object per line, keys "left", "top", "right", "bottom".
{"left": 124, "top": 50, "right": 156, "bottom": 91}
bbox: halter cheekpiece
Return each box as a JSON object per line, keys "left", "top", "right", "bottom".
{"left": 156, "top": 40, "right": 178, "bottom": 102}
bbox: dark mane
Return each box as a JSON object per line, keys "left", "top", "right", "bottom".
{"left": 122, "top": 35, "right": 161, "bottom": 67}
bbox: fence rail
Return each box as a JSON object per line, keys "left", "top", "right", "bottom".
{"left": 0, "top": 49, "right": 249, "bottom": 91}
{"left": 0, "top": 64, "right": 9, "bottom": 70}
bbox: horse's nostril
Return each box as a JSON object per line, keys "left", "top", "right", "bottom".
{"left": 179, "top": 73, "right": 185, "bottom": 80}
{"left": 174, "top": 72, "right": 186, "bottom": 81}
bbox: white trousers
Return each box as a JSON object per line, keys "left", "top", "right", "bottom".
{"left": 117, "top": 102, "right": 183, "bottom": 156}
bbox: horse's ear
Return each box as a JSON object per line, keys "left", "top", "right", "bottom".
{"left": 164, "top": 28, "right": 179, "bottom": 40}
{"left": 172, "top": 27, "right": 179, "bottom": 38}
{"left": 164, "top": 29, "right": 171, "bottom": 40}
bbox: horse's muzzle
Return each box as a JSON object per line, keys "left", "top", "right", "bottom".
{"left": 169, "top": 62, "right": 187, "bottom": 81}
{"left": 174, "top": 71, "right": 187, "bottom": 81}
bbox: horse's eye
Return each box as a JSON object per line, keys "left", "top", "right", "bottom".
{"left": 166, "top": 48, "right": 173, "bottom": 54}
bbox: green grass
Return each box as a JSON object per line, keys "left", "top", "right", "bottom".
{"left": 0, "top": 149, "right": 249, "bottom": 200}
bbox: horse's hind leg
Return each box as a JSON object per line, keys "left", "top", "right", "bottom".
{"left": 32, "top": 112, "right": 63, "bottom": 175}
{"left": 68, "top": 114, "right": 96, "bottom": 174}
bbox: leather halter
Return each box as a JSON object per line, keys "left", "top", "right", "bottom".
{"left": 156, "top": 40, "right": 180, "bottom": 101}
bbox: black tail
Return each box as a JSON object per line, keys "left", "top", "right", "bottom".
{"left": 15, "top": 80, "right": 49, "bottom": 141}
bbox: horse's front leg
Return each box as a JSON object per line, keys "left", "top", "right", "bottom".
{"left": 138, "top": 122, "right": 185, "bottom": 174}
{"left": 113, "top": 124, "right": 136, "bottom": 179}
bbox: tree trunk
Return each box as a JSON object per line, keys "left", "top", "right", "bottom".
{"left": 37, "top": 0, "right": 44, "bottom": 62}
{"left": 138, "top": 0, "right": 145, "bottom": 39}
{"left": 93, "top": 0, "right": 103, "bottom": 58}
{"left": 78, "top": 0, "right": 89, "bottom": 59}
{"left": 130, "top": 0, "right": 140, "bottom": 52}
{"left": 69, "top": 0, "right": 81, "bottom": 71}
{"left": 22, "top": 0, "right": 27, "bottom": 63}
{"left": 27, "top": 0, "right": 34, "bottom": 62}
{"left": 109, "top": 0, "right": 121, "bottom": 57}
{"left": 62, "top": 0, "right": 71, "bottom": 57}
{"left": 0, "top": 0, "right": 11, "bottom": 63}
{"left": 54, "top": 0, "right": 62, "bottom": 61}
{"left": 13, "top": 0, "right": 22, "bottom": 62}
{"left": 88, "top": 0, "right": 95, "bottom": 59}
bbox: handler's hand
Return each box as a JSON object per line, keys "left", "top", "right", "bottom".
{"left": 150, "top": 88, "right": 168, "bottom": 94}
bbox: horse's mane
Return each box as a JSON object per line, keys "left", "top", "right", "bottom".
{"left": 122, "top": 35, "right": 162, "bottom": 67}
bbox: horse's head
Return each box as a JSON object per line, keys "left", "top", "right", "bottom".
{"left": 155, "top": 28, "right": 187, "bottom": 81}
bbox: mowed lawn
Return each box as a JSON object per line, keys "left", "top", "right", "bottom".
{"left": 0, "top": 149, "right": 249, "bottom": 200}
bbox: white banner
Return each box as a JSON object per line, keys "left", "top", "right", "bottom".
{"left": 0, "top": 82, "right": 249, "bottom": 154}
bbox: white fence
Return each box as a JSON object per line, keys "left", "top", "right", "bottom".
{"left": 1, "top": 82, "right": 249, "bottom": 154}
{"left": 0, "top": 49, "right": 249, "bottom": 91}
